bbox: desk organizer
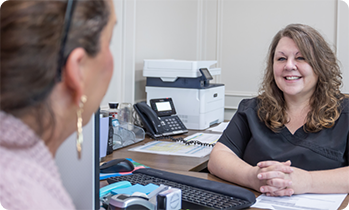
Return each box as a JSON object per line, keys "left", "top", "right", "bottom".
{"left": 112, "top": 124, "right": 145, "bottom": 150}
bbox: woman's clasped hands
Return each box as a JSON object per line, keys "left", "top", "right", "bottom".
{"left": 254, "top": 160, "right": 312, "bottom": 197}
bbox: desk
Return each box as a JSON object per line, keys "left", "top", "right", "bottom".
{"left": 102, "top": 133, "right": 349, "bottom": 210}
{"left": 103, "top": 130, "right": 209, "bottom": 172}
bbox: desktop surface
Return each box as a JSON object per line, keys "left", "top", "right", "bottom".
{"left": 101, "top": 132, "right": 349, "bottom": 210}
{"left": 102, "top": 130, "right": 210, "bottom": 172}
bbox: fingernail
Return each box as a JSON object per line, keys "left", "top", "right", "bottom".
{"left": 288, "top": 181, "right": 292, "bottom": 186}
{"left": 257, "top": 174, "right": 262, "bottom": 179}
{"left": 260, "top": 187, "right": 265, "bottom": 192}
{"left": 288, "top": 190, "right": 293, "bottom": 196}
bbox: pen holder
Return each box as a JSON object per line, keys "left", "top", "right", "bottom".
{"left": 112, "top": 124, "right": 145, "bottom": 150}
{"left": 118, "top": 103, "right": 134, "bottom": 127}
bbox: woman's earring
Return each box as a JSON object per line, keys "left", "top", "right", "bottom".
{"left": 76, "top": 95, "right": 87, "bottom": 159}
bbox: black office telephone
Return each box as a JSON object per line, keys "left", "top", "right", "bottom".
{"left": 133, "top": 98, "right": 188, "bottom": 138}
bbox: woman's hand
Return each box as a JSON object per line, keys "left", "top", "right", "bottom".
{"left": 255, "top": 160, "right": 295, "bottom": 196}
{"left": 257, "top": 160, "right": 312, "bottom": 196}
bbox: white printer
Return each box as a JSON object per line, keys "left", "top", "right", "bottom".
{"left": 144, "top": 59, "right": 225, "bottom": 130}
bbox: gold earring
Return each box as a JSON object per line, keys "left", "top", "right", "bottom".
{"left": 76, "top": 95, "right": 87, "bottom": 159}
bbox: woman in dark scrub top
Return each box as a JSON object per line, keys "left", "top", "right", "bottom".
{"left": 208, "top": 23, "right": 349, "bottom": 197}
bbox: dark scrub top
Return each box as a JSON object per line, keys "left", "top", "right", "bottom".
{"left": 218, "top": 97, "right": 349, "bottom": 171}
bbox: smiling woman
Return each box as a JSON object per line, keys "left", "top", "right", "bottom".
{"left": 259, "top": 24, "right": 345, "bottom": 133}
{"left": 208, "top": 23, "right": 349, "bottom": 198}
{"left": 273, "top": 37, "right": 318, "bottom": 99}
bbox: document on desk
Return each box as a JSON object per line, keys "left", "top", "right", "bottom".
{"left": 128, "top": 141, "right": 212, "bottom": 157}
{"left": 251, "top": 193, "right": 347, "bottom": 210}
{"left": 207, "top": 122, "right": 229, "bottom": 133}
{"left": 184, "top": 132, "right": 221, "bottom": 145}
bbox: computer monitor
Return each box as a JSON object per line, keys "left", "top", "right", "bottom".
{"left": 55, "top": 110, "right": 100, "bottom": 210}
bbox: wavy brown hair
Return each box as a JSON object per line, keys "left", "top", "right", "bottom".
{"left": 1, "top": 0, "right": 110, "bottom": 136}
{"left": 258, "top": 24, "right": 347, "bottom": 133}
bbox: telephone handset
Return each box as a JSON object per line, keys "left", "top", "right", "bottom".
{"left": 134, "top": 98, "right": 188, "bottom": 138}
{"left": 133, "top": 102, "right": 165, "bottom": 137}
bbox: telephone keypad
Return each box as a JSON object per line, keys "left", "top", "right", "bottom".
{"left": 160, "top": 116, "right": 187, "bottom": 132}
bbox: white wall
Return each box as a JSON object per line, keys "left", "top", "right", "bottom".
{"left": 102, "top": 0, "right": 349, "bottom": 120}
{"left": 101, "top": 0, "right": 136, "bottom": 109}
{"left": 337, "top": 0, "right": 349, "bottom": 93}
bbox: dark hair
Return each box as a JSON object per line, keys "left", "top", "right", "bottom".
{"left": 258, "top": 24, "right": 346, "bottom": 133}
{"left": 1, "top": 0, "right": 110, "bottom": 135}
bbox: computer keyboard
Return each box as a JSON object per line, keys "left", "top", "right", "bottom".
{"left": 107, "top": 168, "right": 256, "bottom": 210}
